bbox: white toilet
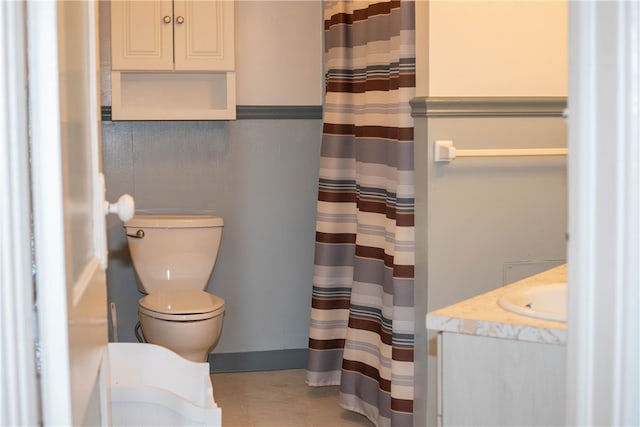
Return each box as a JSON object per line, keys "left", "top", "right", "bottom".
{"left": 125, "top": 214, "right": 225, "bottom": 362}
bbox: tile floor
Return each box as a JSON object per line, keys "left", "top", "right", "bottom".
{"left": 211, "top": 369, "right": 373, "bottom": 427}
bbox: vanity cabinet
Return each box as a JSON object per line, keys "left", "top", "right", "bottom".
{"left": 110, "top": 0, "right": 236, "bottom": 120}
{"left": 426, "top": 266, "right": 569, "bottom": 426}
{"left": 438, "top": 332, "right": 565, "bottom": 426}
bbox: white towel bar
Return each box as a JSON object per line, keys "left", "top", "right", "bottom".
{"left": 434, "top": 140, "right": 568, "bottom": 163}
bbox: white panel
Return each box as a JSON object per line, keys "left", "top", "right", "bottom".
{"left": 68, "top": 259, "right": 109, "bottom": 424}
{"left": 58, "top": 0, "right": 93, "bottom": 287}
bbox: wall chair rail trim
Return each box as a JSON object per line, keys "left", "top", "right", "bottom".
{"left": 101, "top": 105, "right": 323, "bottom": 122}
{"left": 410, "top": 96, "right": 568, "bottom": 118}
{"left": 236, "top": 105, "right": 322, "bottom": 120}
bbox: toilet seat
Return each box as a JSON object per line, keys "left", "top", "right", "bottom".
{"left": 127, "top": 214, "right": 224, "bottom": 229}
{"left": 139, "top": 290, "right": 225, "bottom": 322}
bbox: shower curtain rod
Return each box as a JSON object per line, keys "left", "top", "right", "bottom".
{"left": 434, "top": 140, "right": 568, "bottom": 163}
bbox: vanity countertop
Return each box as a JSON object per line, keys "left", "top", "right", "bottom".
{"left": 426, "top": 264, "right": 567, "bottom": 345}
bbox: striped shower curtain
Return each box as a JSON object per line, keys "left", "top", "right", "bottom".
{"left": 306, "top": 1, "right": 415, "bottom": 426}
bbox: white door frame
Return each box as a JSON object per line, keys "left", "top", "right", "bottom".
{"left": 0, "top": 2, "right": 39, "bottom": 425}
{"left": 567, "top": 1, "right": 640, "bottom": 425}
{"left": 27, "top": 0, "right": 74, "bottom": 423}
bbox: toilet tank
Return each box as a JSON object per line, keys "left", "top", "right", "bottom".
{"left": 125, "top": 214, "right": 224, "bottom": 294}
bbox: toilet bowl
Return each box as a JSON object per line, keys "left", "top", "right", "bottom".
{"left": 139, "top": 289, "right": 225, "bottom": 362}
{"left": 125, "top": 214, "right": 225, "bottom": 363}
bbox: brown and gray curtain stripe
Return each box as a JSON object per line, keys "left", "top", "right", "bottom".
{"left": 306, "top": 1, "right": 416, "bottom": 426}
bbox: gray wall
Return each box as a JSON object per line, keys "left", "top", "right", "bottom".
{"left": 100, "top": 0, "right": 324, "bottom": 366}
{"left": 412, "top": 98, "right": 568, "bottom": 427}
{"left": 103, "top": 119, "right": 322, "bottom": 356}
{"left": 427, "top": 116, "right": 567, "bottom": 308}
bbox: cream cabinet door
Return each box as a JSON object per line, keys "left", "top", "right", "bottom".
{"left": 173, "top": 0, "right": 235, "bottom": 71}
{"left": 111, "top": 0, "right": 174, "bottom": 70}
{"left": 112, "top": 0, "right": 234, "bottom": 72}
{"left": 440, "top": 333, "right": 565, "bottom": 426}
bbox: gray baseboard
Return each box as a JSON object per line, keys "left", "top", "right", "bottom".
{"left": 208, "top": 348, "right": 308, "bottom": 373}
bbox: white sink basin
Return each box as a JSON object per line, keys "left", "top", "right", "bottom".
{"left": 498, "top": 282, "right": 567, "bottom": 322}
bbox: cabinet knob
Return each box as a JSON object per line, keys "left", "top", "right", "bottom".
{"left": 163, "top": 15, "right": 171, "bottom": 24}
{"left": 176, "top": 16, "right": 184, "bottom": 24}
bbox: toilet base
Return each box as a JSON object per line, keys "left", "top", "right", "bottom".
{"left": 138, "top": 310, "right": 223, "bottom": 363}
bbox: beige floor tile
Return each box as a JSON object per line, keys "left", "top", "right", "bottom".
{"left": 211, "top": 369, "right": 373, "bottom": 427}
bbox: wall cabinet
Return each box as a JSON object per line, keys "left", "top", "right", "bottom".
{"left": 111, "top": 0, "right": 234, "bottom": 72}
{"left": 110, "top": 0, "right": 235, "bottom": 120}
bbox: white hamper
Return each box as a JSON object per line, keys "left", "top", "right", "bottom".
{"left": 108, "top": 343, "right": 221, "bottom": 426}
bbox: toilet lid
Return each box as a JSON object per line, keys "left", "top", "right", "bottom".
{"left": 139, "top": 290, "right": 225, "bottom": 320}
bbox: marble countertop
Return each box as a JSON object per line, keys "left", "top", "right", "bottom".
{"left": 426, "top": 264, "right": 567, "bottom": 345}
